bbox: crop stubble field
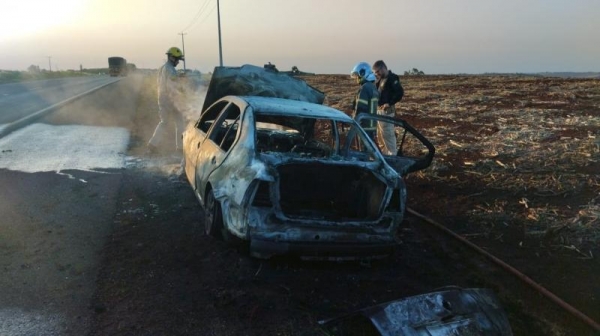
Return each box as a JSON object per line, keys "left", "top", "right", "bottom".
{"left": 307, "top": 74, "right": 600, "bottom": 250}
{"left": 302, "top": 73, "right": 600, "bottom": 322}
{"left": 90, "top": 73, "right": 599, "bottom": 335}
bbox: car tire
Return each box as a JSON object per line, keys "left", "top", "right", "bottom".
{"left": 205, "top": 189, "right": 248, "bottom": 253}
{"left": 204, "top": 189, "right": 223, "bottom": 238}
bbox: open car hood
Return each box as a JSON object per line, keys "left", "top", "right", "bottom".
{"left": 202, "top": 64, "right": 325, "bottom": 112}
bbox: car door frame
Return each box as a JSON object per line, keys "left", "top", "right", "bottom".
{"left": 355, "top": 113, "right": 435, "bottom": 175}
{"left": 184, "top": 100, "right": 231, "bottom": 198}
{"left": 195, "top": 101, "right": 244, "bottom": 203}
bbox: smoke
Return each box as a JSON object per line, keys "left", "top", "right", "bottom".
{"left": 40, "top": 75, "right": 144, "bottom": 129}
{"left": 173, "top": 75, "right": 208, "bottom": 128}
{"left": 0, "top": 76, "right": 151, "bottom": 175}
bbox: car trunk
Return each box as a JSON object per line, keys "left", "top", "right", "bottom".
{"left": 277, "top": 163, "right": 387, "bottom": 221}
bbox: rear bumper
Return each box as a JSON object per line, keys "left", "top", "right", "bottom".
{"left": 249, "top": 237, "right": 397, "bottom": 260}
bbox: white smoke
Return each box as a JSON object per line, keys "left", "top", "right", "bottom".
{"left": 173, "top": 75, "right": 209, "bottom": 127}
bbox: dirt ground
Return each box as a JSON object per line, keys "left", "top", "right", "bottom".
{"left": 304, "top": 74, "right": 600, "bottom": 317}
{"left": 89, "top": 74, "right": 599, "bottom": 335}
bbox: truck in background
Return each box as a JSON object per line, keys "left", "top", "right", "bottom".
{"left": 108, "top": 56, "right": 127, "bottom": 77}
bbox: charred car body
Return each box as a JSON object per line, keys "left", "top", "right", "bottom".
{"left": 183, "top": 65, "right": 434, "bottom": 259}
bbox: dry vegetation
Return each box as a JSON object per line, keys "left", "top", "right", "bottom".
{"left": 87, "top": 74, "right": 599, "bottom": 335}
{"left": 302, "top": 74, "right": 600, "bottom": 257}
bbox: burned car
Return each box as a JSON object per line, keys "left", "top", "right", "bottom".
{"left": 183, "top": 65, "right": 434, "bottom": 259}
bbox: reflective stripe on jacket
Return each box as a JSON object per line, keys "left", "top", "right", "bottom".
{"left": 354, "top": 81, "right": 379, "bottom": 130}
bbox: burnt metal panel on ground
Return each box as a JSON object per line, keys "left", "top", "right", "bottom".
{"left": 319, "top": 287, "right": 513, "bottom": 335}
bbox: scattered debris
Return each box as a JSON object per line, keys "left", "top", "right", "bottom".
{"left": 319, "top": 287, "right": 513, "bottom": 335}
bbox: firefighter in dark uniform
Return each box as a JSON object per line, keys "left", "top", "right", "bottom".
{"left": 350, "top": 62, "right": 379, "bottom": 143}
{"left": 372, "top": 60, "right": 404, "bottom": 155}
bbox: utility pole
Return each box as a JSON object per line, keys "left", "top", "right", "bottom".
{"left": 178, "top": 32, "right": 187, "bottom": 71}
{"left": 48, "top": 56, "right": 52, "bottom": 72}
{"left": 217, "top": 0, "right": 223, "bottom": 66}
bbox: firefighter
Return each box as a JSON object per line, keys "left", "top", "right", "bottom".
{"left": 350, "top": 62, "right": 379, "bottom": 143}
{"left": 147, "top": 47, "right": 185, "bottom": 154}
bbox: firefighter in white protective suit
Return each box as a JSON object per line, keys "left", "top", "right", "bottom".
{"left": 147, "top": 47, "right": 185, "bottom": 154}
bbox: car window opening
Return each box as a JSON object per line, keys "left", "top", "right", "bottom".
{"left": 208, "top": 104, "right": 242, "bottom": 151}
{"left": 196, "top": 101, "right": 229, "bottom": 132}
{"left": 254, "top": 113, "right": 377, "bottom": 162}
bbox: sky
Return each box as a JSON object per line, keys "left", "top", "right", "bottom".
{"left": 1, "top": 0, "right": 599, "bottom": 74}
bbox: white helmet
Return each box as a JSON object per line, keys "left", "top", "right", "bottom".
{"left": 350, "top": 62, "right": 376, "bottom": 82}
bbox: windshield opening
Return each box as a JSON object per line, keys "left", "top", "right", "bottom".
{"left": 254, "top": 113, "right": 377, "bottom": 162}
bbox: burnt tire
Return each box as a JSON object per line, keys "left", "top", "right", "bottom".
{"left": 204, "top": 189, "right": 223, "bottom": 238}
{"left": 204, "top": 189, "right": 248, "bottom": 253}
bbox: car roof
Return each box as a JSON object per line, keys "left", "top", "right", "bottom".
{"left": 231, "top": 96, "right": 354, "bottom": 121}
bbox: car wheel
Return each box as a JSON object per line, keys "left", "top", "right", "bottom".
{"left": 205, "top": 189, "right": 247, "bottom": 252}
{"left": 204, "top": 189, "right": 223, "bottom": 238}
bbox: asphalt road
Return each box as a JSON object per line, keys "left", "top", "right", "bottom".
{"left": 0, "top": 76, "right": 120, "bottom": 125}
{"left": 0, "top": 75, "right": 142, "bottom": 335}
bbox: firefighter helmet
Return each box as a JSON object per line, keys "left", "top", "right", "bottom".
{"left": 166, "top": 47, "right": 185, "bottom": 60}
{"left": 350, "top": 62, "right": 376, "bottom": 82}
